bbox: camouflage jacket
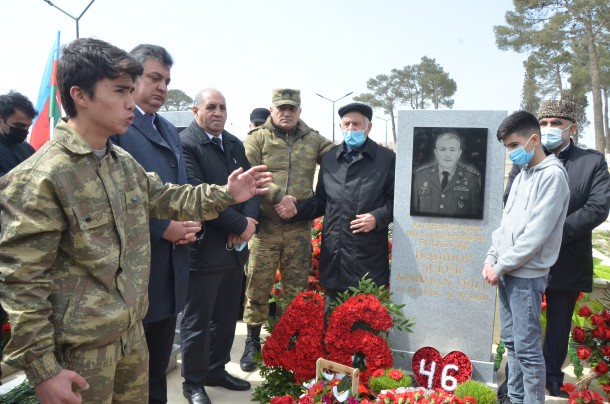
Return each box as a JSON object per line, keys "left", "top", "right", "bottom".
{"left": 0, "top": 120, "right": 234, "bottom": 385}
{"left": 244, "top": 118, "right": 333, "bottom": 222}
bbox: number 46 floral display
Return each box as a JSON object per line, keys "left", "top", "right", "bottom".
{"left": 254, "top": 277, "right": 496, "bottom": 403}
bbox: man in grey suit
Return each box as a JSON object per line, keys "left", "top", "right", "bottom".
{"left": 111, "top": 44, "right": 201, "bottom": 404}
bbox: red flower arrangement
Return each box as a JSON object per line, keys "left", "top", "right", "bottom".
{"left": 364, "top": 387, "right": 474, "bottom": 404}
{"left": 571, "top": 300, "right": 610, "bottom": 397}
{"left": 262, "top": 291, "right": 326, "bottom": 382}
{"left": 271, "top": 396, "right": 296, "bottom": 404}
{"left": 325, "top": 294, "right": 393, "bottom": 383}
{"left": 411, "top": 347, "right": 472, "bottom": 392}
{"left": 561, "top": 383, "right": 605, "bottom": 404}
{"left": 309, "top": 217, "right": 324, "bottom": 293}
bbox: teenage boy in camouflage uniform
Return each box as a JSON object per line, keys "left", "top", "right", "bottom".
{"left": 241, "top": 89, "right": 333, "bottom": 372}
{"left": 0, "top": 38, "right": 270, "bottom": 404}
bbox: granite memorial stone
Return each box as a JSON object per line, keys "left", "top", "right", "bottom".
{"left": 390, "top": 110, "right": 507, "bottom": 387}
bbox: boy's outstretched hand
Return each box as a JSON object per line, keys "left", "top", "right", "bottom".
{"left": 228, "top": 165, "right": 272, "bottom": 203}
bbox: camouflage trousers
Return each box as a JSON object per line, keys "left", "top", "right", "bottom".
{"left": 243, "top": 219, "right": 312, "bottom": 326}
{"left": 59, "top": 324, "right": 149, "bottom": 403}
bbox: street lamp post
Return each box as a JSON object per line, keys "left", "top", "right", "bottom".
{"left": 315, "top": 91, "right": 353, "bottom": 143}
{"left": 43, "top": 0, "right": 96, "bottom": 38}
{"left": 375, "top": 116, "right": 392, "bottom": 147}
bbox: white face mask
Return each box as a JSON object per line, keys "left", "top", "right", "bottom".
{"left": 541, "top": 124, "right": 572, "bottom": 150}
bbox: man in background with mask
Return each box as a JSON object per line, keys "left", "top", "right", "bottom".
{"left": 502, "top": 100, "right": 610, "bottom": 398}
{"left": 276, "top": 102, "right": 395, "bottom": 307}
{"left": 0, "top": 91, "right": 37, "bottom": 176}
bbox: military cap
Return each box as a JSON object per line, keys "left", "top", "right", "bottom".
{"left": 538, "top": 99, "right": 578, "bottom": 123}
{"left": 338, "top": 102, "right": 373, "bottom": 121}
{"left": 250, "top": 108, "right": 270, "bottom": 123}
{"left": 272, "top": 89, "right": 301, "bottom": 107}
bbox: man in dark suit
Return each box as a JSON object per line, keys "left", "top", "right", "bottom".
{"left": 110, "top": 44, "right": 201, "bottom": 404}
{"left": 180, "top": 88, "right": 258, "bottom": 404}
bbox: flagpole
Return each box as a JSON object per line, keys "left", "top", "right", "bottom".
{"left": 42, "top": 0, "right": 96, "bottom": 38}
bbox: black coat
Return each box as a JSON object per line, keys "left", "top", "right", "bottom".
{"left": 296, "top": 139, "right": 395, "bottom": 290}
{"left": 110, "top": 110, "right": 190, "bottom": 323}
{"left": 180, "top": 121, "right": 260, "bottom": 272}
{"left": 0, "top": 136, "right": 35, "bottom": 177}
{"left": 505, "top": 141, "right": 610, "bottom": 292}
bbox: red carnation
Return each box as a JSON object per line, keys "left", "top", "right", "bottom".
{"left": 578, "top": 305, "right": 593, "bottom": 318}
{"left": 577, "top": 346, "right": 591, "bottom": 360}
{"left": 592, "top": 326, "right": 605, "bottom": 339}
{"left": 602, "top": 346, "right": 610, "bottom": 357}
{"left": 591, "top": 314, "right": 605, "bottom": 327}
{"left": 561, "top": 383, "right": 576, "bottom": 394}
{"left": 388, "top": 369, "right": 403, "bottom": 380}
{"left": 271, "top": 396, "right": 295, "bottom": 404}
{"left": 594, "top": 361, "right": 609, "bottom": 375}
{"left": 572, "top": 326, "right": 587, "bottom": 343}
{"left": 371, "top": 369, "right": 384, "bottom": 378}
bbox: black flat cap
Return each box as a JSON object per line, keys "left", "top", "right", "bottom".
{"left": 338, "top": 102, "right": 373, "bottom": 121}
{"left": 250, "top": 108, "right": 270, "bottom": 123}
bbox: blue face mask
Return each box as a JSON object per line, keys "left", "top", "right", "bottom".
{"left": 508, "top": 136, "right": 535, "bottom": 165}
{"left": 343, "top": 130, "right": 366, "bottom": 148}
{"left": 541, "top": 125, "right": 572, "bottom": 150}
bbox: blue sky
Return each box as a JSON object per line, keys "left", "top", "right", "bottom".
{"left": 4, "top": 0, "right": 592, "bottom": 146}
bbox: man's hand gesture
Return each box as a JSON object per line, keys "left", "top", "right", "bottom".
{"left": 227, "top": 165, "right": 272, "bottom": 203}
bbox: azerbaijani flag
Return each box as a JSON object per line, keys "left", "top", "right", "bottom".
{"left": 30, "top": 32, "right": 62, "bottom": 150}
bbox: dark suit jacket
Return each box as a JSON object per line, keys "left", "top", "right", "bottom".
{"left": 504, "top": 141, "right": 610, "bottom": 292}
{"left": 179, "top": 120, "right": 260, "bottom": 271}
{"left": 110, "top": 109, "right": 190, "bottom": 323}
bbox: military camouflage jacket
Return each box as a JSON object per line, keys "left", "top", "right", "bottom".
{"left": 0, "top": 121, "right": 234, "bottom": 385}
{"left": 244, "top": 118, "right": 333, "bottom": 221}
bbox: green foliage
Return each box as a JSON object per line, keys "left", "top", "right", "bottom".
{"left": 330, "top": 275, "right": 414, "bottom": 333}
{"left": 252, "top": 362, "right": 301, "bottom": 404}
{"left": 0, "top": 379, "right": 39, "bottom": 404}
{"left": 162, "top": 89, "right": 193, "bottom": 111}
{"left": 494, "top": 0, "right": 610, "bottom": 152}
{"left": 594, "top": 257, "right": 610, "bottom": 280}
{"left": 568, "top": 336, "right": 585, "bottom": 378}
{"left": 368, "top": 369, "right": 412, "bottom": 395}
{"left": 353, "top": 56, "right": 456, "bottom": 144}
{"left": 454, "top": 380, "right": 496, "bottom": 404}
{"left": 493, "top": 340, "right": 505, "bottom": 372}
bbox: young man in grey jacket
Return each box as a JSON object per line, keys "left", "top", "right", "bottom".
{"left": 482, "top": 111, "right": 569, "bottom": 404}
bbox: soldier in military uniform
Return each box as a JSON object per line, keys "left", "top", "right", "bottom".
{"left": 241, "top": 89, "right": 333, "bottom": 372}
{"left": 0, "top": 38, "right": 271, "bottom": 404}
{"left": 411, "top": 132, "right": 482, "bottom": 218}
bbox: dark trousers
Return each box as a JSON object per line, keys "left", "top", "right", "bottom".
{"left": 143, "top": 315, "right": 178, "bottom": 404}
{"left": 181, "top": 265, "right": 242, "bottom": 388}
{"left": 543, "top": 288, "right": 581, "bottom": 383}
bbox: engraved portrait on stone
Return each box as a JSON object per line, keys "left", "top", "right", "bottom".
{"left": 410, "top": 127, "right": 487, "bottom": 219}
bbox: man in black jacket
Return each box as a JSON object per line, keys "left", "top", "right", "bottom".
{"left": 0, "top": 91, "right": 37, "bottom": 177}
{"left": 503, "top": 99, "right": 610, "bottom": 398}
{"left": 180, "top": 88, "right": 259, "bottom": 404}
{"left": 277, "top": 102, "right": 394, "bottom": 306}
